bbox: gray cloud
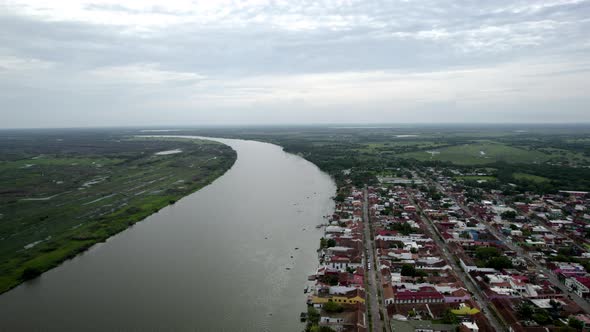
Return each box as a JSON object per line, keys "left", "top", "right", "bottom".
{"left": 0, "top": 0, "right": 589, "bottom": 127}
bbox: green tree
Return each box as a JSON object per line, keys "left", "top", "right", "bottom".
{"left": 568, "top": 317, "right": 584, "bottom": 330}
{"left": 441, "top": 309, "right": 459, "bottom": 324}
{"left": 475, "top": 247, "right": 500, "bottom": 260}
{"left": 322, "top": 274, "right": 339, "bottom": 286}
{"left": 401, "top": 264, "right": 416, "bottom": 277}
{"left": 532, "top": 312, "right": 551, "bottom": 325}
{"left": 517, "top": 303, "right": 534, "bottom": 318}
{"left": 323, "top": 301, "right": 344, "bottom": 313}
{"left": 326, "top": 239, "right": 336, "bottom": 248}
{"left": 486, "top": 256, "right": 513, "bottom": 270}
{"left": 307, "top": 306, "right": 320, "bottom": 324}
{"left": 501, "top": 210, "right": 517, "bottom": 220}
{"left": 21, "top": 266, "right": 42, "bottom": 280}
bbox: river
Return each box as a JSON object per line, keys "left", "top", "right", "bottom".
{"left": 0, "top": 137, "right": 336, "bottom": 331}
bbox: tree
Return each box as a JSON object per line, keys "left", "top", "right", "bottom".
{"left": 21, "top": 266, "right": 42, "bottom": 280}
{"left": 307, "top": 306, "right": 320, "bottom": 324}
{"left": 460, "top": 231, "right": 471, "bottom": 239}
{"left": 501, "top": 210, "right": 517, "bottom": 220}
{"left": 568, "top": 317, "right": 584, "bottom": 330}
{"left": 486, "top": 256, "right": 513, "bottom": 270}
{"left": 441, "top": 309, "right": 459, "bottom": 324}
{"left": 323, "top": 301, "right": 344, "bottom": 313}
{"left": 517, "top": 303, "right": 534, "bottom": 318}
{"left": 401, "top": 264, "right": 417, "bottom": 277}
{"left": 548, "top": 299, "right": 562, "bottom": 319}
{"left": 326, "top": 239, "right": 336, "bottom": 248}
{"left": 532, "top": 312, "right": 551, "bottom": 325}
{"left": 389, "top": 222, "right": 416, "bottom": 235}
{"left": 320, "top": 237, "right": 327, "bottom": 249}
{"left": 322, "top": 274, "right": 339, "bottom": 286}
{"left": 475, "top": 246, "right": 500, "bottom": 260}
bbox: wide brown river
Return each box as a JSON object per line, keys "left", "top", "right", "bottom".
{"left": 0, "top": 137, "right": 336, "bottom": 331}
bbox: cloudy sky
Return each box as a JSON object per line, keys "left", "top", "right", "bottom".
{"left": 1, "top": 0, "right": 589, "bottom": 128}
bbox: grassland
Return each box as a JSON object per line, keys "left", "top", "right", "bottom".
{"left": 513, "top": 173, "right": 550, "bottom": 183}
{"left": 168, "top": 124, "right": 590, "bottom": 191}
{"left": 354, "top": 140, "right": 449, "bottom": 154}
{"left": 0, "top": 131, "right": 236, "bottom": 293}
{"left": 455, "top": 175, "right": 497, "bottom": 182}
{"left": 398, "top": 142, "right": 548, "bottom": 165}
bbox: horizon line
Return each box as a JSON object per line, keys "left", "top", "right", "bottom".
{"left": 2, "top": 122, "right": 590, "bottom": 131}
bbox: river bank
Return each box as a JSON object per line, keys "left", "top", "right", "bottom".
{"left": 0, "top": 136, "right": 336, "bottom": 331}
{"left": 0, "top": 136, "right": 236, "bottom": 294}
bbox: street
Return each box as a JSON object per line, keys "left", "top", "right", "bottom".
{"left": 363, "top": 187, "right": 384, "bottom": 332}
{"left": 406, "top": 190, "right": 507, "bottom": 332}
{"left": 428, "top": 179, "right": 590, "bottom": 314}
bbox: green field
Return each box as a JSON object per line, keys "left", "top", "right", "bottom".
{"left": 513, "top": 172, "right": 550, "bottom": 183}
{"left": 398, "top": 142, "right": 548, "bottom": 165}
{"left": 355, "top": 141, "right": 449, "bottom": 154}
{"left": 455, "top": 175, "right": 497, "bottom": 182}
{"left": 159, "top": 125, "right": 590, "bottom": 191}
{"left": 537, "top": 147, "right": 590, "bottom": 166}
{"left": 0, "top": 132, "right": 236, "bottom": 293}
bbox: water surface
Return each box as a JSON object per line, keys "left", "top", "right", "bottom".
{"left": 0, "top": 137, "right": 335, "bottom": 331}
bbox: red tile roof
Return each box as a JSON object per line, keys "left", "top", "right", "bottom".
{"left": 393, "top": 286, "right": 444, "bottom": 300}
{"left": 575, "top": 276, "right": 590, "bottom": 288}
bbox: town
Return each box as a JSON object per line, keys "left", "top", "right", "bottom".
{"left": 303, "top": 166, "right": 590, "bottom": 332}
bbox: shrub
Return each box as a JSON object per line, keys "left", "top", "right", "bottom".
{"left": 323, "top": 301, "right": 344, "bottom": 313}
{"left": 21, "top": 266, "right": 42, "bottom": 280}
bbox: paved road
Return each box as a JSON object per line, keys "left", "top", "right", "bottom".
{"left": 363, "top": 188, "right": 384, "bottom": 332}
{"left": 406, "top": 190, "right": 507, "bottom": 331}
{"left": 427, "top": 178, "right": 590, "bottom": 314}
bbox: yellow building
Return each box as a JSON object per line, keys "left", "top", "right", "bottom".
{"left": 311, "top": 295, "right": 365, "bottom": 305}
{"left": 451, "top": 303, "right": 480, "bottom": 316}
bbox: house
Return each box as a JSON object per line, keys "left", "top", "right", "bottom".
{"left": 390, "top": 320, "right": 455, "bottom": 332}
{"left": 392, "top": 286, "right": 445, "bottom": 304}
{"left": 383, "top": 284, "right": 394, "bottom": 305}
{"left": 319, "top": 310, "right": 366, "bottom": 331}
{"left": 328, "top": 256, "right": 351, "bottom": 270}
{"left": 565, "top": 276, "right": 590, "bottom": 298}
{"left": 310, "top": 289, "right": 366, "bottom": 307}
{"left": 444, "top": 288, "right": 471, "bottom": 303}
{"left": 460, "top": 321, "right": 479, "bottom": 332}
{"left": 404, "top": 205, "right": 417, "bottom": 212}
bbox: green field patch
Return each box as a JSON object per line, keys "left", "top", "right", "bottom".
{"left": 537, "top": 147, "right": 590, "bottom": 165}
{"left": 513, "top": 172, "right": 550, "bottom": 183}
{"left": 398, "top": 142, "right": 549, "bottom": 165}
{"left": 455, "top": 175, "right": 497, "bottom": 181}
{"left": 0, "top": 135, "right": 237, "bottom": 294}
{"left": 0, "top": 157, "right": 123, "bottom": 170}
{"left": 355, "top": 141, "right": 448, "bottom": 154}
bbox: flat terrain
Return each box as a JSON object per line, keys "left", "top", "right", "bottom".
{"left": 398, "top": 141, "right": 548, "bottom": 165}
{"left": 165, "top": 124, "right": 590, "bottom": 191}
{"left": 0, "top": 130, "right": 236, "bottom": 293}
{"left": 512, "top": 172, "right": 550, "bottom": 183}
